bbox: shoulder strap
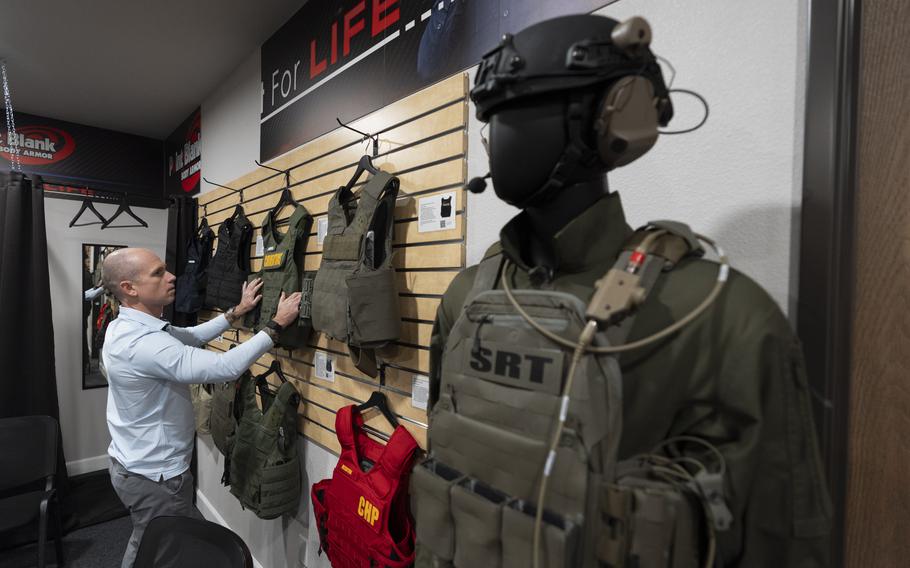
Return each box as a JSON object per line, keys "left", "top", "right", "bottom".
{"left": 377, "top": 426, "right": 419, "bottom": 477}
{"left": 334, "top": 405, "right": 356, "bottom": 450}
{"left": 606, "top": 221, "right": 703, "bottom": 346}
{"left": 463, "top": 251, "right": 504, "bottom": 307}
{"left": 261, "top": 381, "right": 299, "bottom": 429}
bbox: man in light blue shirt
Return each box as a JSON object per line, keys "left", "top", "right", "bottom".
{"left": 101, "top": 247, "right": 301, "bottom": 568}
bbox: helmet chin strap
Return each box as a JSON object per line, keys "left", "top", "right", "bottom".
{"left": 512, "top": 92, "right": 601, "bottom": 208}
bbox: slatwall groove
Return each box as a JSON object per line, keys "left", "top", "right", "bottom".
{"left": 197, "top": 74, "right": 467, "bottom": 454}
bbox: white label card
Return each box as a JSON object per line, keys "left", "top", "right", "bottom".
{"left": 316, "top": 216, "right": 328, "bottom": 246}
{"left": 255, "top": 233, "right": 264, "bottom": 256}
{"left": 411, "top": 375, "right": 430, "bottom": 410}
{"left": 417, "top": 191, "right": 456, "bottom": 233}
{"left": 314, "top": 351, "right": 335, "bottom": 382}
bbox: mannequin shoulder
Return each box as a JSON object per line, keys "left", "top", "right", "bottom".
{"left": 653, "top": 256, "right": 793, "bottom": 337}
{"left": 437, "top": 242, "right": 504, "bottom": 323}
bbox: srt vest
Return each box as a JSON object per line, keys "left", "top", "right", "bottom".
{"left": 243, "top": 204, "right": 314, "bottom": 350}
{"left": 311, "top": 405, "right": 419, "bottom": 567}
{"left": 414, "top": 222, "right": 721, "bottom": 568}
{"left": 312, "top": 171, "right": 401, "bottom": 377}
{"left": 205, "top": 209, "right": 253, "bottom": 311}
{"left": 175, "top": 218, "right": 215, "bottom": 314}
{"left": 228, "top": 372, "right": 301, "bottom": 519}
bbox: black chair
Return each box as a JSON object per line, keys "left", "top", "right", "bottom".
{"left": 133, "top": 516, "right": 253, "bottom": 568}
{"left": 0, "top": 415, "right": 65, "bottom": 567}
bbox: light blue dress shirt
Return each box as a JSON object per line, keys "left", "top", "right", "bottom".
{"left": 104, "top": 307, "right": 273, "bottom": 480}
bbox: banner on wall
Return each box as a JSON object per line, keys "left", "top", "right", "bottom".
{"left": 260, "top": 0, "right": 617, "bottom": 160}
{"left": 166, "top": 108, "right": 201, "bottom": 196}
{"left": 0, "top": 111, "right": 163, "bottom": 197}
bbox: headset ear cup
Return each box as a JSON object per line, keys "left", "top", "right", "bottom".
{"left": 595, "top": 76, "right": 661, "bottom": 170}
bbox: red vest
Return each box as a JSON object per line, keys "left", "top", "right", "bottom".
{"left": 311, "top": 405, "right": 418, "bottom": 567}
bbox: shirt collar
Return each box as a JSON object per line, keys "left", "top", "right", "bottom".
{"left": 118, "top": 307, "right": 170, "bottom": 331}
{"left": 499, "top": 191, "right": 632, "bottom": 278}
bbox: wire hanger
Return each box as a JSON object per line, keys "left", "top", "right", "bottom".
{"left": 102, "top": 195, "right": 148, "bottom": 229}
{"left": 69, "top": 196, "right": 108, "bottom": 227}
{"left": 357, "top": 390, "right": 400, "bottom": 429}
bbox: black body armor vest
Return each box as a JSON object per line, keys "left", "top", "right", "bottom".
{"left": 205, "top": 209, "right": 253, "bottom": 311}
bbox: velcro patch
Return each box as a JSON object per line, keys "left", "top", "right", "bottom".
{"left": 263, "top": 251, "right": 286, "bottom": 269}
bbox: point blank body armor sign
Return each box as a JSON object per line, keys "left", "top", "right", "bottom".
{"left": 196, "top": 74, "right": 469, "bottom": 453}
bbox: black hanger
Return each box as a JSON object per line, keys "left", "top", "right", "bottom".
{"left": 229, "top": 204, "right": 244, "bottom": 220}
{"left": 69, "top": 197, "right": 107, "bottom": 227}
{"left": 357, "top": 391, "right": 400, "bottom": 429}
{"left": 102, "top": 196, "right": 148, "bottom": 229}
{"left": 255, "top": 359, "right": 288, "bottom": 398}
{"left": 343, "top": 155, "right": 380, "bottom": 192}
{"left": 269, "top": 187, "right": 298, "bottom": 226}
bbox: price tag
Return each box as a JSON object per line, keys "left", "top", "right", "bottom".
{"left": 315, "top": 351, "right": 335, "bottom": 382}
{"left": 411, "top": 375, "right": 429, "bottom": 410}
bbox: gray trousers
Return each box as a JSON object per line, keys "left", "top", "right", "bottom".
{"left": 109, "top": 458, "right": 203, "bottom": 568}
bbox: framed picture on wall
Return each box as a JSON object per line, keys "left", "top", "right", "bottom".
{"left": 82, "top": 243, "right": 126, "bottom": 389}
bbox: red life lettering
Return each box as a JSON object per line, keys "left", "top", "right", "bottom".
{"left": 310, "top": 38, "right": 327, "bottom": 79}
{"left": 344, "top": 1, "right": 366, "bottom": 56}
{"left": 372, "top": 0, "right": 400, "bottom": 37}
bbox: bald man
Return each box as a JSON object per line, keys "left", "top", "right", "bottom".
{"left": 100, "top": 248, "right": 301, "bottom": 568}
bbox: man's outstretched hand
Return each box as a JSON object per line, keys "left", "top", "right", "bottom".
{"left": 234, "top": 278, "right": 264, "bottom": 315}
{"left": 273, "top": 291, "right": 302, "bottom": 328}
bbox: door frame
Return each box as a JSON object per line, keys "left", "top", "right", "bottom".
{"left": 796, "top": 0, "right": 861, "bottom": 566}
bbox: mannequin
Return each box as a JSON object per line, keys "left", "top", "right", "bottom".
{"left": 417, "top": 14, "right": 832, "bottom": 568}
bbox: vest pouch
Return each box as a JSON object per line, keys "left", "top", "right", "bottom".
{"left": 596, "top": 478, "right": 703, "bottom": 568}
{"left": 450, "top": 477, "right": 509, "bottom": 568}
{"left": 346, "top": 263, "right": 400, "bottom": 346}
{"left": 411, "top": 458, "right": 465, "bottom": 561}
{"left": 501, "top": 500, "right": 579, "bottom": 568}
{"left": 258, "top": 456, "right": 301, "bottom": 519}
{"left": 209, "top": 382, "right": 237, "bottom": 456}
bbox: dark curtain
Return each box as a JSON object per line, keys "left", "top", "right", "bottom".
{"left": 163, "top": 195, "right": 198, "bottom": 326}
{"left": 0, "top": 171, "right": 72, "bottom": 547}
{"left": 0, "top": 172, "right": 62, "bottom": 422}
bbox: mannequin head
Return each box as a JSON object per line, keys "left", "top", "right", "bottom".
{"left": 471, "top": 14, "right": 673, "bottom": 209}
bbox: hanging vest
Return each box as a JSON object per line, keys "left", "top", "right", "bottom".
{"left": 175, "top": 219, "right": 215, "bottom": 314}
{"left": 228, "top": 372, "right": 301, "bottom": 519}
{"left": 190, "top": 383, "right": 213, "bottom": 435}
{"left": 311, "top": 405, "right": 419, "bottom": 567}
{"left": 210, "top": 373, "right": 244, "bottom": 457}
{"left": 311, "top": 171, "right": 401, "bottom": 377}
{"left": 414, "top": 222, "right": 725, "bottom": 568}
{"left": 205, "top": 209, "right": 253, "bottom": 311}
{"left": 243, "top": 204, "right": 315, "bottom": 350}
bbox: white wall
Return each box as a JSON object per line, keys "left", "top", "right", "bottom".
{"left": 196, "top": 1, "right": 808, "bottom": 566}
{"left": 45, "top": 198, "right": 169, "bottom": 475}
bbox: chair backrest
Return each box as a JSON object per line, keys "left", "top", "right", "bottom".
{"left": 134, "top": 516, "right": 253, "bottom": 568}
{"left": 0, "top": 415, "right": 59, "bottom": 490}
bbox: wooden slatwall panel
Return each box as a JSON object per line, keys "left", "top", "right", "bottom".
{"left": 196, "top": 74, "right": 468, "bottom": 454}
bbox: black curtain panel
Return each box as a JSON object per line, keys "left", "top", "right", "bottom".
{"left": 163, "top": 195, "right": 199, "bottom": 326}
{"left": 0, "top": 172, "right": 61, "bottom": 421}
{"left": 0, "top": 171, "right": 71, "bottom": 548}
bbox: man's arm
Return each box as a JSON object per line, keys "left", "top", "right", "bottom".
{"left": 137, "top": 330, "right": 274, "bottom": 384}
{"left": 167, "top": 314, "right": 232, "bottom": 346}
{"left": 167, "top": 278, "right": 264, "bottom": 346}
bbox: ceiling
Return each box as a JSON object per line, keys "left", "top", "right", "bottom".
{"left": 0, "top": 0, "right": 306, "bottom": 139}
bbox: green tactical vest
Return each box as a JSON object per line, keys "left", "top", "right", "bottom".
{"left": 414, "top": 223, "right": 725, "bottom": 568}
{"left": 210, "top": 375, "right": 243, "bottom": 457}
{"left": 228, "top": 373, "right": 302, "bottom": 519}
{"left": 311, "top": 171, "right": 401, "bottom": 376}
{"left": 244, "top": 204, "right": 314, "bottom": 350}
